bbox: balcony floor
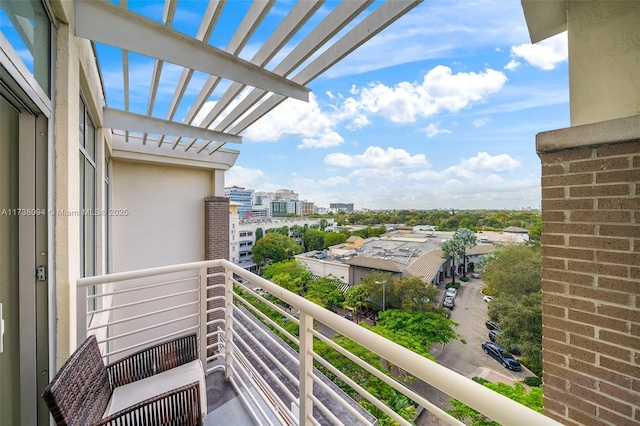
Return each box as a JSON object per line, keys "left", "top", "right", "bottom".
{"left": 205, "top": 368, "right": 255, "bottom": 425}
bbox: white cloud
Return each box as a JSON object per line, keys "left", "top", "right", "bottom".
{"left": 225, "top": 166, "right": 268, "bottom": 189}
{"left": 241, "top": 94, "right": 334, "bottom": 141}
{"left": 408, "top": 151, "right": 521, "bottom": 181}
{"left": 324, "top": 146, "right": 428, "bottom": 169}
{"left": 504, "top": 59, "right": 520, "bottom": 71}
{"left": 460, "top": 151, "right": 521, "bottom": 173}
{"left": 422, "top": 122, "right": 452, "bottom": 138}
{"left": 508, "top": 32, "right": 567, "bottom": 70}
{"left": 338, "top": 66, "right": 507, "bottom": 125}
{"left": 318, "top": 176, "right": 350, "bottom": 187}
{"left": 194, "top": 65, "right": 507, "bottom": 149}
{"left": 298, "top": 131, "right": 344, "bottom": 149}
{"left": 472, "top": 117, "right": 492, "bottom": 128}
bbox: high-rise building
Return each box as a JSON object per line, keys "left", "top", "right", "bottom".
{"left": 329, "top": 203, "right": 354, "bottom": 212}
{"left": 225, "top": 186, "right": 253, "bottom": 218}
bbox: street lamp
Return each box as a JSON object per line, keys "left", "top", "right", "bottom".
{"left": 375, "top": 280, "right": 387, "bottom": 311}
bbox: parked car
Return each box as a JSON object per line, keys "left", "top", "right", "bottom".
{"left": 485, "top": 320, "right": 501, "bottom": 332}
{"left": 483, "top": 295, "right": 493, "bottom": 303}
{"left": 445, "top": 287, "right": 458, "bottom": 298}
{"left": 488, "top": 330, "right": 521, "bottom": 355}
{"left": 253, "top": 287, "right": 266, "bottom": 296}
{"left": 481, "top": 341, "right": 522, "bottom": 371}
{"left": 471, "top": 272, "right": 480, "bottom": 279}
{"left": 443, "top": 296, "right": 455, "bottom": 309}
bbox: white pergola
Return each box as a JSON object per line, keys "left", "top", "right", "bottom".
{"left": 74, "top": 0, "right": 422, "bottom": 163}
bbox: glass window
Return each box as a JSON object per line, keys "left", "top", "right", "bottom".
{"left": 79, "top": 96, "right": 96, "bottom": 278}
{"left": 0, "top": 0, "right": 52, "bottom": 95}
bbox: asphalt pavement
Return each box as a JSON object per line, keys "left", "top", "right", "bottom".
{"left": 431, "top": 276, "right": 534, "bottom": 383}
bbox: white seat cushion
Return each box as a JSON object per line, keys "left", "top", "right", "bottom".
{"left": 104, "top": 360, "right": 207, "bottom": 419}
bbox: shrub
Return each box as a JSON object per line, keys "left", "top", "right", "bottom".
{"left": 471, "top": 376, "right": 489, "bottom": 385}
{"left": 519, "top": 358, "right": 543, "bottom": 377}
{"left": 446, "top": 282, "right": 461, "bottom": 290}
{"left": 523, "top": 376, "right": 543, "bottom": 387}
{"left": 460, "top": 276, "right": 470, "bottom": 282}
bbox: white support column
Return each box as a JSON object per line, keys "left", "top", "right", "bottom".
{"left": 199, "top": 266, "right": 208, "bottom": 369}
{"left": 298, "top": 312, "right": 313, "bottom": 424}
{"left": 224, "top": 266, "right": 234, "bottom": 381}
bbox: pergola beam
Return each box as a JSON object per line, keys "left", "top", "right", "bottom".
{"left": 230, "top": 0, "right": 423, "bottom": 135}
{"left": 103, "top": 108, "right": 242, "bottom": 144}
{"left": 74, "top": 0, "right": 310, "bottom": 102}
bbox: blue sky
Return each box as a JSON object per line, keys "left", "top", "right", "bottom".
{"left": 94, "top": 0, "right": 570, "bottom": 210}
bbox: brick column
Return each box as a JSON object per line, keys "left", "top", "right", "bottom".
{"left": 537, "top": 115, "right": 640, "bottom": 425}
{"left": 204, "top": 196, "right": 229, "bottom": 356}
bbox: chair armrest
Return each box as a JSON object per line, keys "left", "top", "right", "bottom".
{"left": 96, "top": 382, "right": 202, "bottom": 426}
{"left": 106, "top": 333, "right": 198, "bottom": 388}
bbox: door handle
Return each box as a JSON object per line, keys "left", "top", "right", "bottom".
{"left": 0, "top": 302, "right": 4, "bottom": 353}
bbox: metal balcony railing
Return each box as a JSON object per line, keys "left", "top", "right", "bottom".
{"left": 77, "top": 259, "right": 559, "bottom": 426}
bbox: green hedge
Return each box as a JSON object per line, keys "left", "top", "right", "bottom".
{"left": 523, "top": 376, "right": 543, "bottom": 387}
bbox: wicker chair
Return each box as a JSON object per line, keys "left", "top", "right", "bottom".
{"left": 42, "top": 333, "right": 206, "bottom": 426}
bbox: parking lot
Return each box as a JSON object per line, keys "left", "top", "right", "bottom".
{"left": 432, "top": 277, "right": 533, "bottom": 383}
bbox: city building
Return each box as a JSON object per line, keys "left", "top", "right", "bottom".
{"left": 297, "top": 230, "right": 495, "bottom": 285}
{"left": 275, "top": 188, "right": 299, "bottom": 201}
{"left": 330, "top": 202, "right": 354, "bottom": 212}
{"left": 225, "top": 186, "right": 254, "bottom": 219}
{"left": 300, "top": 200, "right": 315, "bottom": 216}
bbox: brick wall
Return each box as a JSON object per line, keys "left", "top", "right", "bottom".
{"left": 539, "top": 137, "right": 640, "bottom": 425}
{"left": 204, "top": 196, "right": 229, "bottom": 356}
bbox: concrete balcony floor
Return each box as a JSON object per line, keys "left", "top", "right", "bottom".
{"left": 205, "top": 369, "right": 255, "bottom": 426}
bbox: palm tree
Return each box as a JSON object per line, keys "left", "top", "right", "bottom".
{"left": 453, "top": 228, "right": 477, "bottom": 277}
{"left": 441, "top": 238, "right": 465, "bottom": 284}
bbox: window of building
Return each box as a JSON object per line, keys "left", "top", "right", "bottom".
{"left": 79, "top": 95, "right": 96, "bottom": 278}
{"left": 0, "top": 0, "right": 52, "bottom": 95}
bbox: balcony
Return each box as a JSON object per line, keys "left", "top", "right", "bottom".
{"left": 77, "top": 259, "right": 558, "bottom": 425}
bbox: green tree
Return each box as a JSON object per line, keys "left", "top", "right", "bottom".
{"left": 374, "top": 310, "right": 460, "bottom": 349}
{"left": 255, "top": 227, "right": 263, "bottom": 241}
{"left": 361, "top": 274, "right": 439, "bottom": 313}
{"left": 324, "top": 231, "right": 347, "bottom": 248}
{"left": 262, "top": 260, "right": 313, "bottom": 294}
{"left": 492, "top": 292, "right": 543, "bottom": 374}
{"left": 343, "top": 285, "right": 370, "bottom": 316}
{"left": 395, "top": 277, "right": 439, "bottom": 313}
{"left": 252, "top": 233, "right": 303, "bottom": 269}
{"left": 303, "top": 229, "right": 325, "bottom": 251}
{"left": 482, "top": 244, "right": 541, "bottom": 298}
{"left": 448, "top": 380, "right": 542, "bottom": 425}
{"left": 305, "top": 276, "right": 345, "bottom": 307}
{"left": 440, "top": 238, "right": 465, "bottom": 284}
{"left": 319, "top": 218, "right": 328, "bottom": 231}
{"left": 482, "top": 244, "right": 542, "bottom": 374}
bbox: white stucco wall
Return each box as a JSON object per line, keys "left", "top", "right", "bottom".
{"left": 295, "top": 256, "right": 351, "bottom": 283}
{"left": 112, "top": 160, "right": 213, "bottom": 272}
{"left": 569, "top": 1, "right": 640, "bottom": 126}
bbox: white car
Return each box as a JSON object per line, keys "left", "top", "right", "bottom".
{"left": 471, "top": 272, "right": 480, "bottom": 279}
{"left": 483, "top": 295, "right": 493, "bottom": 303}
{"left": 443, "top": 296, "right": 455, "bottom": 309}
{"left": 445, "top": 287, "right": 458, "bottom": 298}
